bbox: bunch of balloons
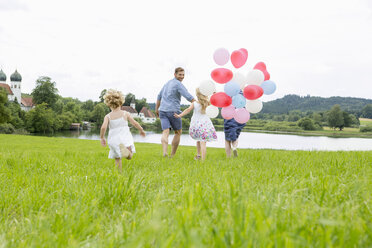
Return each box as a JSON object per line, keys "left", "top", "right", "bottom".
{"left": 199, "top": 47, "right": 277, "bottom": 123}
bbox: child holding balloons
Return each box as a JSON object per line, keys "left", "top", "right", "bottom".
{"left": 224, "top": 118, "right": 246, "bottom": 158}
{"left": 174, "top": 88, "right": 217, "bottom": 160}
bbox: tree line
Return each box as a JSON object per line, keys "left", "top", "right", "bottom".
{"left": 0, "top": 76, "right": 151, "bottom": 134}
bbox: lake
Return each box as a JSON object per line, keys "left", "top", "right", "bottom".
{"left": 33, "top": 130, "right": 372, "bottom": 151}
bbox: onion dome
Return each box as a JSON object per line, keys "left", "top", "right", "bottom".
{"left": 0, "top": 69, "right": 6, "bottom": 81}
{"left": 10, "top": 70, "right": 22, "bottom": 82}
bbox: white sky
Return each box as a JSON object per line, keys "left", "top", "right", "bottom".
{"left": 1, "top": 0, "right": 371, "bottom": 103}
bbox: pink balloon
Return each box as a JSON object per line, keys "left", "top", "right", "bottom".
{"left": 254, "top": 62, "right": 266, "bottom": 71}
{"left": 213, "top": 48, "right": 230, "bottom": 66}
{"left": 211, "top": 68, "right": 233, "bottom": 84}
{"left": 234, "top": 108, "right": 250, "bottom": 124}
{"left": 243, "top": 85, "right": 264, "bottom": 100}
{"left": 221, "top": 105, "right": 235, "bottom": 120}
{"left": 254, "top": 62, "right": 270, "bottom": 80}
{"left": 239, "top": 48, "right": 248, "bottom": 58}
{"left": 210, "top": 92, "right": 232, "bottom": 108}
{"left": 231, "top": 50, "right": 247, "bottom": 69}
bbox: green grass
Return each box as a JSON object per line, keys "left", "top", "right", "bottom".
{"left": 360, "top": 118, "right": 372, "bottom": 126}
{"left": 1, "top": 135, "right": 372, "bottom": 247}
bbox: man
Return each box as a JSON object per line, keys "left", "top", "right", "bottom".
{"left": 156, "top": 67, "right": 195, "bottom": 157}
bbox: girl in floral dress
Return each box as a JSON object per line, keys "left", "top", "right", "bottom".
{"left": 174, "top": 88, "right": 217, "bottom": 160}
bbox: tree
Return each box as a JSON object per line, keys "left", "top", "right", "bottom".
{"left": 91, "top": 103, "right": 107, "bottom": 126}
{"left": 362, "top": 104, "right": 372, "bottom": 118}
{"left": 31, "top": 76, "right": 59, "bottom": 108}
{"left": 82, "top": 100, "right": 94, "bottom": 112}
{"left": 327, "top": 105, "right": 344, "bottom": 130}
{"left": 0, "top": 88, "right": 11, "bottom": 124}
{"left": 99, "top": 89, "right": 107, "bottom": 103}
{"left": 134, "top": 98, "right": 149, "bottom": 113}
{"left": 8, "top": 101, "right": 25, "bottom": 129}
{"left": 123, "top": 93, "right": 135, "bottom": 106}
{"left": 312, "top": 113, "right": 323, "bottom": 126}
{"left": 53, "top": 98, "right": 64, "bottom": 114}
{"left": 297, "top": 117, "right": 316, "bottom": 130}
{"left": 342, "top": 112, "right": 353, "bottom": 128}
{"left": 25, "top": 103, "right": 55, "bottom": 133}
{"left": 63, "top": 101, "right": 82, "bottom": 122}
{"left": 55, "top": 112, "right": 75, "bottom": 130}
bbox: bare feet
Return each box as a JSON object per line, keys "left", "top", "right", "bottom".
{"left": 119, "top": 144, "right": 131, "bottom": 159}
{"left": 232, "top": 148, "right": 238, "bottom": 157}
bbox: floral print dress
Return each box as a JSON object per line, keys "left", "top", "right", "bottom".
{"left": 189, "top": 102, "right": 217, "bottom": 142}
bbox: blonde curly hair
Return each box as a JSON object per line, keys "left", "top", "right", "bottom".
{"left": 103, "top": 89, "right": 125, "bottom": 109}
{"left": 196, "top": 88, "right": 210, "bottom": 114}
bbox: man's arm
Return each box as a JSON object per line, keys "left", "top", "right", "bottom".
{"left": 178, "top": 83, "right": 195, "bottom": 102}
{"left": 155, "top": 87, "right": 164, "bottom": 118}
{"left": 155, "top": 99, "right": 161, "bottom": 117}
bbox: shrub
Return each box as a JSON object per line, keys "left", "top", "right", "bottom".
{"left": 297, "top": 117, "right": 316, "bottom": 130}
{"left": 360, "top": 125, "right": 372, "bottom": 132}
{"left": 0, "top": 123, "right": 15, "bottom": 134}
{"left": 263, "top": 122, "right": 302, "bottom": 132}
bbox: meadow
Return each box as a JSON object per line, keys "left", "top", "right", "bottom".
{"left": 0, "top": 134, "right": 371, "bottom": 247}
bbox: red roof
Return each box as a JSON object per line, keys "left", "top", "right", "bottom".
{"left": 21, "top": 97, "right": 34, "bottom": 107}
{"left": 140, "top": 107, "right": 156, "bottom": 118}
{"left": 0, "top": 83, "right": 13, "bottom": 95}
{"left": 121, "top": 106, "right": 137, "bottom": 113}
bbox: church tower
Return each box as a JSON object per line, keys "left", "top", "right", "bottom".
{"left": 130, "top": 97, "right": 136, "bottom": 110}
{"left": 10, "top": 70, "right": 22, "bottom": 103}
{"left": 0, "top": 69, "right": 6, "bottom": 83}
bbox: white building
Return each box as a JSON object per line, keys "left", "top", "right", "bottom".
{"left": 0, "top": 69, "right": 34, "bottom": 111}
{"left": 139, "top": 107, "right": 156, "bottom": 123}
{"left": 120, "top": 98, "right": 156, "bottom": 123}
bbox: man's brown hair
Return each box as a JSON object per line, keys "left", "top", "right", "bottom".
{"left": 174, "top": 67, "right": 184, "bottom": 74}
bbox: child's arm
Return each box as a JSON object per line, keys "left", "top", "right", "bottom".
{"left": 174, "top": 103, "right": 194, "bottom": 118}
{"left": 126, "top": 112, "right": 146, "bottom": 137}
{"left": 100, "top": 115, "right": 109, "bottom": 146}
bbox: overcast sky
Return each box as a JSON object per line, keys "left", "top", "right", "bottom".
{"left": 0, "top": 0, "right": 371, "bottom": 103}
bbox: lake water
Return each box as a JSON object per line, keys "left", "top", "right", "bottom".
{"left": 39, "top": 130, "right": 372, "bottom": 151}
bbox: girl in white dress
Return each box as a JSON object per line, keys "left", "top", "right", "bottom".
{"left": 174, "top": 88, "right": 217, "bottom": 160}
{"left": 100, "top": 89, "right": 145, "bottom": 172}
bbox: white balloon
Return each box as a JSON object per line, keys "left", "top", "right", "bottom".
{"left": 232, "top": 72, "right": 247, "bottom": 89}
{"left": 206, "top": 105, "right": 219, "bottom": 118}
{"left": 199, "top": 80, "right": 216, "bottom": 96}
{"left": 245, "top": 99, "right": 263, "bottom": 113}
{"left": 246, "top": 69, "right": 265, "bottom": 85}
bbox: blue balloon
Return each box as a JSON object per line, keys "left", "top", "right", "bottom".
{"left": 261, "top": 80, "right": 276, "bottom": 95}
{"left": 224, "top": 81, "right": 240, "bottom": 97}
{"left": 232, "top": 94, "right": 246, "bottom": 108}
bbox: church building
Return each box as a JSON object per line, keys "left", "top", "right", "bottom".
{"left": 0, "top": 69, "right": 34, "bottom": 111}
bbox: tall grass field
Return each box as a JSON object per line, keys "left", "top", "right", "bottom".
{"left": 1, "top": 134, "right": 371, "bottom": 247}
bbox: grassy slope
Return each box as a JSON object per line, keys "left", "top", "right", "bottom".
{"left": 360, "top": 118, "right": 372, "bottom": 126}
{"left": 0, "top": 135, "right": 371, "bottom": 247}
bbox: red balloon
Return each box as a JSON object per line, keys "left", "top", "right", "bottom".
{"left": 243, "top": 85, "right": 264, "bottom": 100}
{"left": 210, "top": 92, "right": 232, "bottom": 108}
{"left": 263, "top": 70, "right": 270, "bottom": 80}
{"left": 211, "top": 68, "right": 233, "bottom": 84}
{"left": 254, "top": 62, "right": 266, "bottom": 71}
{"left": 231, "top": 50, "right": 247, "bottom": 69}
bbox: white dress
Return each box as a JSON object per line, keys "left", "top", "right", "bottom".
{"left": 107, "top": 112, "right": 136, "bottom": 159}
{"left": 189, "top": 102, "right": 217, "bottom": 142}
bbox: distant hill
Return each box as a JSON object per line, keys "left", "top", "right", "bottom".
{"left": 262, "top": 95, "right": 372, "bottom": 114}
